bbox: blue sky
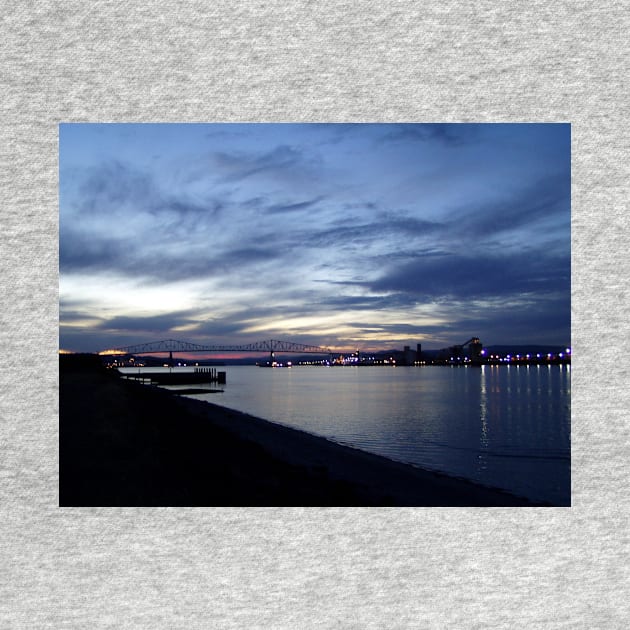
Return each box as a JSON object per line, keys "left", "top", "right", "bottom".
{"left": 59, "top": 123, "right": 570, "bottom": 353}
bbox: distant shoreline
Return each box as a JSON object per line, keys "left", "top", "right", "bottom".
{"left": 60, "top": 355, "right": 551, "bottom": 506}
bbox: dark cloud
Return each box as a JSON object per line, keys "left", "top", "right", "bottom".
{"left": 378, "top": 123, "right": 476, "bottom": 147}
{"left": 369, "top": 251, "right": 570, "bottom": 302}
{"left": 73, "top": 161, "right": 157, "bottom": 215}
{"left": 161, "top": 197, "right": 225, "bottom": 220}
{"left": 132, "top": 246, "right": 283, "bottom": 284}
{"left": 309, "top": 291, "right": 424, "bottom": 312}
{"left": 242, "top": 196, "right": 268, "bottom": 208}
{"left": 454, "top": 173, "right": 570, "bottom": 240}
{"left": 447, "top": 294, "right": 571, "bottom": 345}
{"left": 329, "top": 294, "right": 570, "bottom": 347}
{"left": 312, "top": 295, "right": 391, "bottom": 309}
{"left": 266, "top": 197, "right": 325, "bottom": 214}
{"left": 307, "top": 223, "right": 382, "bottom": 247}
{"left": 384, "top": 215, "right": 445, "bottom": 236}
{"left": 60, "top": 160, "right": 290, "bottom": 281}
{"left": 60, "top": 328, "right": 143, "bottom": 352}
{"left": 65, "top": 160, "right": 227, "bottom": 224}
{"left": 98, "top": 310, "right": 200, "bottom": 333}
{"left": 59, "top": 229, "right": 127, "bottom": 273}
{"left": 343, "top": 201, "right": 378, "bottom": 211}
{"left": 213, "top": 145, "right": 306, "bottom": 182}
{"left": 303, "top": 123, "right": 367, "bottom": 146}
{"left": 87, "top": 310, "right": 262, "bottom": 344}
{"left": 94, "top": 310, "right": 268, "bottom": 342}
{"left": 306, "top": 216, "right": 443, "bottom": 248}
{"left": 344, "top": 321, "right": 438, "bottom": 336}
{"left": 59, "top": 310, "right": 104, "bottom": 323}
{"left": 60, "top": 222, "right": 284, "bottom": 283}
{"left": 190, "top": 319, "right": 260, "bottom": 339}
{"left": 219, "top": 247, "right": 281, "bottom": 266}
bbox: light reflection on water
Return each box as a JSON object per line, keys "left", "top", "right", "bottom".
{"left": 126, "top": 364, "right": 571, "bottom": 504}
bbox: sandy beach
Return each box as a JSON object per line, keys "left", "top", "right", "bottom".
{"left": 60, "top": 355, "right": 543, "bottom": 506}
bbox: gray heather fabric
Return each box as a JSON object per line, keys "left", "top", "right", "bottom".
{"left": 1, "top": 2, "right": 629, "bottom": 628}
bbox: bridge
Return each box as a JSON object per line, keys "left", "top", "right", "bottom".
{"left": 99, "top": 338, "right": 334, "bottom": 361}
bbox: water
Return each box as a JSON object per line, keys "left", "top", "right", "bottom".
{"left": 121, "top": 364, "right": 571, "bottom": 504}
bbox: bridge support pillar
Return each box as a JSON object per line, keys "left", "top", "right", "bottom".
{"left": 169, "top": 350, "right": 174, "bottom": 367}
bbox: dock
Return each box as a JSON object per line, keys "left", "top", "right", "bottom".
{"left": 121, "top": 367, "right": 226, "bottom": 385}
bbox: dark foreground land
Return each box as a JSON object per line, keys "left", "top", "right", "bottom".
{"left": 60, "top": 355, "right": 544, "bottom": 506}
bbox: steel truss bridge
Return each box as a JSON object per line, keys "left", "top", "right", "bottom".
{"left": 100, "top": 338, "right": 333, "bottom": 357}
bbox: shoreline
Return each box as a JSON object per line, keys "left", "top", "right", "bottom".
{"left": 176, "top": 395, "right": 545, "bottom": 506}
{"left": 60, "top": 356, "right": 548, "bottom": 506}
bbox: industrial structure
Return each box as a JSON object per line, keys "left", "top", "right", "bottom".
{"left": 442, "top": 337, "right": 484, "bottom": 364}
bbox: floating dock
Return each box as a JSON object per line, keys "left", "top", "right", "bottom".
{"left": 121, "top": 367, "right": 226, "bottom": 385}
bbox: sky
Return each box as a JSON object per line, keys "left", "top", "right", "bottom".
{"left": 59, "top": 123, "right": 571, "bottom": 354}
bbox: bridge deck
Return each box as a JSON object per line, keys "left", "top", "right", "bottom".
{"left": 100, "top": 338, "right": 352, "bottom": 356}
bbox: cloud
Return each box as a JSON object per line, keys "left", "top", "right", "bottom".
{"left": 60, "top": 160, "right": 293, "bottom": 282}
{"left": 60, "top": 221, "right": 286, "bottom": 284}
{"left": 383, "top": 215, "right": 445, "bottom": 237}
{"left": 453, "top": 173, "right": 570, "bottom": 240}
{"left": 212, "top": 145, "right": 308, "bottom": 182}
{"left": 310, "top": 294, "right": 393, "bottom": 309}
{"left": 160, "top": 197, "right": 225, "bottom": 220}
{"left": 343, "top": 321, "right": 442, "bottom": 336}
{"left": 59, "top": 229, "right": 127, "bottom": 273}
{"left": 59, "top": 310, "right": 104, "bottom": 324}
{"left": 92, "top": 309, "right": 262, "bottom": 341}
{"left": 68, "top": 160, "right": 228, "bottom": 226}
{"left": 219, "top": 246, "right": 282, "bottom": 266}
{"left": 190, "top": 317, "right": 265, "bottom": 339}
{"left": 97, "top": 310, "right": 200, "bottom": 333}
{"left": 74, "top": 161, "right": 157, "bottom": 215}
{"left": 378, "top": 123, "right": 476, "bottom": 147}
{"left": 447, "top": 293, "right": 571, "bottom": 345}
{"left": 266, "top": 196, "right": 325, "bottom": 214}
{"left": 305, "top": 215, "right": 443, "bottom": 248}
{"left": 302, "top": 123, "right": 368, "bottom": 146}
{"left": 369, "top": 250, "right": 570, "bottom": 302}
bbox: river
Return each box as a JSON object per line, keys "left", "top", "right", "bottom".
{"left": 121, "top": 364, "right": 571, "bottom": 505}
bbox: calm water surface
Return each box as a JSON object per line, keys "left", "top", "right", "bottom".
{"left": 124, "top": 364, "right": 571, "bottom": 504}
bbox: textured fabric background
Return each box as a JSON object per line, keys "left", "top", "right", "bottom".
{"left": 1, "top": 2, "right": 629, "bottom": 627}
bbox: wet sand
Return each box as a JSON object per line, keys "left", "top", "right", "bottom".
{"left": 60, "top": 355, "right": 543, "bottom": 506}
